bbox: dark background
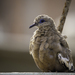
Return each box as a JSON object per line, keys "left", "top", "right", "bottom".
{"left": 0, "top": 0, "right": 75, "bottom": 72}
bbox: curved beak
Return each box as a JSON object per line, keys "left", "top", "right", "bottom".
{"left": 29, "top": 23, "right": 37, "bottom": 29}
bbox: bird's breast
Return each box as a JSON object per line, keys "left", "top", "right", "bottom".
{"left": 31, "top": 31, "right": 63, "bottom": 71}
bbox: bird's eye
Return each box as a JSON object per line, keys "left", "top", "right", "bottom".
{"left": 39, "top": 19, "right": 45, "bottom": 23}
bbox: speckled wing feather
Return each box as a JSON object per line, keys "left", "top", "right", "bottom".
{"left": 58, "top": 36, "right": 74, "bottom": 71}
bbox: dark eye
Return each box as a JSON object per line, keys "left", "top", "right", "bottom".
{"left": 39, "top": 19, "right": 45, "bottom": 23}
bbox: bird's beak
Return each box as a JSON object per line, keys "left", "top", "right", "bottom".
{"left": 29, "top": 23, "right": 37, "bottom": 28}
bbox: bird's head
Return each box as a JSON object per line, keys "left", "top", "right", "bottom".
{"left": 29, "top": 14, "right": 55, "bottom": 29}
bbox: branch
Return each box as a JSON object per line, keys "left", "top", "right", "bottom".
{"left": 57, "top": 0, "right": 72, "bottom": 33}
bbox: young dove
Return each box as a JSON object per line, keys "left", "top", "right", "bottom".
{"left": 29, "top": 14, "right": 75, "bottom": 72}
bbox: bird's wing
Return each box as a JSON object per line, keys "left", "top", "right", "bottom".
{"left": 58, "top": 37, "right": 74, "bottom": 71}
{"left": 58, "top": 53, "right": 74, "bottom": 71}
{"left": 59, "top": 36, "right": 69, "bottom": 48}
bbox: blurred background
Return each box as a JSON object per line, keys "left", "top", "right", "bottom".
{"left": 0, "top": 0, "right": 75, "bottom": 72}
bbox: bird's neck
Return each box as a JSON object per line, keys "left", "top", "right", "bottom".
{"left": 37, "top": 25, "right": 57, "bottom": 36}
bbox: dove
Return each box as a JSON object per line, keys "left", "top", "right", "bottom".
{"left": 29, "top": 14, "right": 75, "bottom": 72}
